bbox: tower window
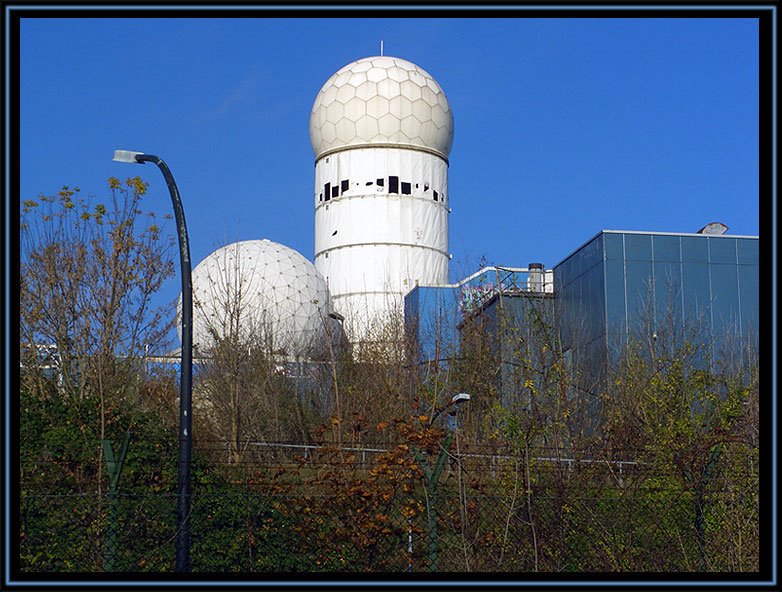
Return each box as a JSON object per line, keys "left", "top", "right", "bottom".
{"left": 433, "top": 190, "right": 439, "bottom": 201}
{"left": 389, "top": 176, "right": 399, "bottom": 194}
{"left": 401, "top": 182, "right": 411, "bottom": 195}
{"left": 332, "top": 185, "right": 339, "bottom": 198}
{"left": 376, "top": 178, "right": 384, "bottom": 187}
{"left": 341, "top": 179, "right": 349, "bottom": 193}
{"left": 366, "top": 181, "right": 373, "bottom": 186}
{"left": 424, "top": 183, "right": 429, "bottom": 191}
{"left": 324, "top": 182, "right": 330, "bottom": 199}
{"left": 319, "top": 193, "right": 323, "bottom": 202}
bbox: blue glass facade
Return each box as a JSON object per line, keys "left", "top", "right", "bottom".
{"left": 405, "top": 268, "right": 548, "bottom": 364}
{"left": 404, "top": 284, "right": 463, "bottom": 363}
{"left": 554, "top": 231, "right": 759, "bottom": 374}
{"left": 404, "top": 230, "right": 759, "bottom": 413}
{"left": 475, "top": 292, "right": 555, "bottom": 410}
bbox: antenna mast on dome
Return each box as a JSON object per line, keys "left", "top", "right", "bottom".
{"left": 380, "top": 40, "right": 384, "bottom": 56}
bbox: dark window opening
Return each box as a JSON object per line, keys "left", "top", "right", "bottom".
{"left": 389, "top": 176, "right": 399, "bottom": 193}
{"left": 319, "top": 193, "right": 323, "bottom": 202}
{"left": 424, "top": 183, "right": 429, "bottom": 191}
{"left": 376, "top": 178, "right": 384, "bottom": 187}
{"left": 401, "top": 182, "right": 411, "bottom": 195}
{"left": 332, "top": 185, "right": 339, "bottom": 198}
{"left": 366, "top": 181, "right": 373, "bottom": 186}
{"left": 332, "top": 230, "right": 338, "bottom": 236}
{"left": 341, "top": 179, "right": 349, "bottom": 193}
{"left": 433, "top": 190, "right": 439, "bottom": 201}
{"left": 324, "top": 183, "right": 330, "bottom": 198}
{"left": 415, "top": 183, "right": 419, "bottom": 188}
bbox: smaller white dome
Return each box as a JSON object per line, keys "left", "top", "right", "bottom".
{"left": 182, "top": 239, "right": 332, "bottom": 358}
{"left": 310, "top": 56, "right": 454, "bottom": 160}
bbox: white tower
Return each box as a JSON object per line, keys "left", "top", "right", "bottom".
{"left": 309, "top": 56, "right": 454, "bottom": 344}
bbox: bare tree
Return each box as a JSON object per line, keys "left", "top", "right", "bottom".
{"left": 20, "top": 178, "right": 175, "bottom": 494}
{"left": 190, "top": 242, "right": 326, "bottom": 464}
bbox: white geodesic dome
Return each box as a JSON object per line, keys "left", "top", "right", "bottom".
{"left": 183, "top": 239, "right": 332, "bottom": 357}
{"left": 310, "top": 56, "right": 454, "bottom": 160}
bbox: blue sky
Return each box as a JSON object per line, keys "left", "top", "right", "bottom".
{"left": 18, "top": 14, "right": 760, "bottom": 314}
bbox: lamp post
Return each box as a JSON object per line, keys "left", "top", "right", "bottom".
{"left": 113, "top": 150, "right": 193, "bottom": 572}
{"left": 414, "top": 393, "right": 471, "bottom": 572}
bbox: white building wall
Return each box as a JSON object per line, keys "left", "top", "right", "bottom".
{"left": 314, "top": 147, "right": 449, "bottom": 342}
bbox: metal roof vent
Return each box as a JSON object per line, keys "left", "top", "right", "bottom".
{"left": 527, "top": 263, "right": 545, "bottom": 293}
{"left": 697, "top": 222, "right": 729, "bottom": 235}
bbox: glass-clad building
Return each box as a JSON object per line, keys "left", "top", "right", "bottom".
{"left": 464, "top": 291, "right": 555, "bottom": 411}
{"left": 403, "top": 229, "right": 759, "bottom": 417}
{"left": 404, "top": 267, "right": 553, "bottom": 364}
{"left": 554, "top": 230, "right": 759, "bottom": 380}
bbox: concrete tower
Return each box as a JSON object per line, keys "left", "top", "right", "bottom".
{"left": 309, "top": 56, "right": 454, "bottom": 344}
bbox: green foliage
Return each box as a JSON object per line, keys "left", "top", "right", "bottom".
{"left": 17, "top": 202, "right": 759, "bottom": 572}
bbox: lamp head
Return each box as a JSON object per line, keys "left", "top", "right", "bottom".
{"left": 113, "top": 150, "right": 144, "bottom": 164}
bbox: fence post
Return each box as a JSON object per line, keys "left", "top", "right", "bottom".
{"left": 414, "top": 430, "right": 453, "bottom": 572}
{"left": 102, "top": 432, "right": 130, "bottom": 572}
{"left": 407, "top": 516, "right": 413, "bottom": 572}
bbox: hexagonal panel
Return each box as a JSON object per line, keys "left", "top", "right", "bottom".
{"left": 332, "top": 70, "right": 352, "bottom": 87}
{"left": 389, "top": 95, "right": 414, "bottom": 119}
{"left": 399, "top": 79, "right": 422, "bottom": 101}
{"left": 435, "top": 125, "right": 454, "bottom": 153}
{"left": 371, "top": 57, "right": 396, "bottom": 68}
{"left": 343, "top": 96, "right": 367, "bottom": 119}
{"left": 411, "top": 100, "right": 432, "bottom": 123}
{"left": 376, "top": 78, "right": 401, "bottom": 98}
{"left": 318, "top": 107, "right": 330, "bottom": 127}
{"left": 348, "top": 71, "right": 367, "bottom": 87}
{"left": 354, "top": 81, "right": 378, "bottom": 101}
{"left": 419, "top": 120, "right": 438, "bottom": 144}
{"left": 378, "top": 112, "right": 401, "bottom": 137}
{"left": 387, "top": 67, "right": 410, "bottom": 82}
{"left": 400, "top": 116, "right": 422, "bottom": 140}
{"left": 335, "top": 118, "right": 356, "bottom": 140}
{"left": 420, "top": 86, "right": 439, "bottom": 107}
{"left": 350, "top": 60, "right": 372, "bottom": 73}
{"left": 407, "top": 69, "right": 426, "bottom": 87}
{"left": 326, "top": 101, "right": 345, "bottom": 122}
{"left": 322, "top": 84, "right": 339, "bottom": 105}
{"left": 366, "top": 95, "right": 390, "bottom": 117}
{"left": 425, "top": 77, "right": 440, "bottom": 93}
{"left": 355, "top": 114, "right": 379, "bottom": 140}
{"left": 366, "top": 67, "right": 386, "bottom": 83}
{"left": 392, "top": 58, "right": 417, "bottom": 71}
{"left": 320, "top": 121, "right": 337, "bottom": 143}
{"left": 431, "top": 104, "right": 450, "bottom": 129}
{"left": 335, "top": 84, "right": 356, "bottom": 103}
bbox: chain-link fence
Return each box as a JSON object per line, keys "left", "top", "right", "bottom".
{"left": 19, "top": 445, "right": 759, "bottom": 573}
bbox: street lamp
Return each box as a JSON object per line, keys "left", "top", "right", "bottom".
{"left": 113, "top": 150, "right": 193, "bottom": 572}
{"left": 414, "top": 392, "right": 472, "bottom": 572}
{"left": 430, "top": 392, "right": 471, "bottom": 425}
